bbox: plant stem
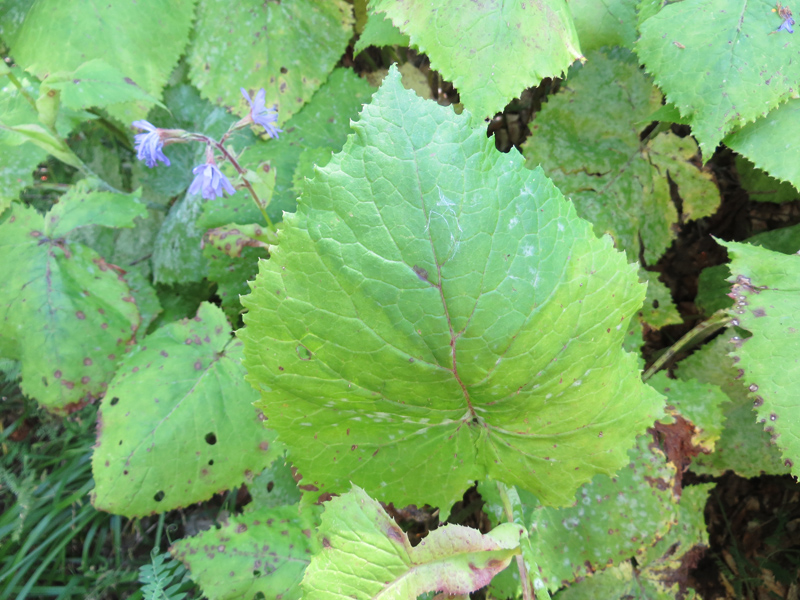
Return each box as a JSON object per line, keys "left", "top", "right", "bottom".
{"left": 497, "top": 482, "right": 535, "bottom": 600}
{"left": 642, "top": 309, "right": 732, "bottom": 381}
{"left": 209, "top": 138, "right": 274, "bottom": 229}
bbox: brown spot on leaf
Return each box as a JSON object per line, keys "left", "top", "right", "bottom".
{"left": 76, "top": 311, "right": 86, "bottom": 320}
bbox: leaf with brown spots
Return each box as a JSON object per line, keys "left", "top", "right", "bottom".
{"left": 302, "top": 486, "right": 522, "bottom": 600}
{"left": 171, "top": 504, "right": 314, "bottom": 600}
{"left": 92, "top": 302, "right": 282, "bottom": 516}
{"left": 720, "top": 241, "right": 800, "bottom": 480}
{"left": 0, "top": 204, "right": 140, "bottom": 413}
{"left": 187, "top": 0, "right": 353, "bottom": 127}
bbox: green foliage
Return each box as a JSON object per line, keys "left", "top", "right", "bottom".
{"left": 92, "top": 302, "right": 282, "bottom": 516}
{"left": 637, "top": 0, "right": 800, "bottom": 155}
{"left": 303, "top": 486, "right": 522, "bottom": 600}
{"left": 720, "top": 241, "right": 800, "bottom": 477}
{"left": 188, "top": 0, "right": 353, "bottom": 126}
{"left": 239, "top": 68, "right": 375, "bottom": 221}
{"left": 242, "top": 67, "right": 662, "bottom": 513}
{"left": 372, "top": 0, "right": 582, "bottom": 118}
{"left": 4, "top": 1, "right": 800, "bottom": 598}
{"left": 7, "top": 0, "right": 196, "bottom": 122}
{"left": 172, "top": 505, "right": 313, "bottom": 600}
{"left": 569, "top": 0, "right": 638, "bottom": 52}
{"left": 0, "top": 204, "right": 141, "bottom": 413}
{"left": 725, "top": 99, "right": 800, "bottom": 191}
{"left": 675, "top": 330, "right": 789, "bottom": 478}
{"left": 523, "top": 48, "right": 719, "bottom": 263}
{"left": 354, "top": 5, "right": 411, "bottom": 54}
{"left": 139, "top": 550, "right": 190, "bottom": 600}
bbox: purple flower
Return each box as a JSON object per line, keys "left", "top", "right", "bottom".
{"left": 241, "top": 88, "right": 282, "bottom": 139}
{"left": 189, "top": 162, "right": 236, "bottom": 199}
{"left": 777, "top": 16, "right": 795, "bottom": 33}
{"left": 132, "top": 120, "right": 170, "bottom": 168}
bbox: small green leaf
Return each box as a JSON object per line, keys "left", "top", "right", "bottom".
{"left": 354, "top": 7, "right": 410, "bottom": 54}
{"left": 241, "top": 66, "right": 663, "bottom": 512}
{"left": 638, "top": 270, "right": 681, "bottom": 330}
{"left": 248, "top": 456, "right": 302, "bottom": 509}
{"left": 172, "top": 504, "right": 312, "bottom": 600}
{"left": 648, "top": 372, "right": 727, "bottom": 453}
{"left": 45, "top": 185, "right": 147, "bottom": 237}
{"left": 637, "top": 0, "right": 800, "bottom": 154}
{"left": 372, "top": 0, "right": 582, "bottom": 118}
{"left": 715, "top": 241, "right": 800, "bottom": 475}
{"left": 202, "top": 224, "right": 273, "bottom": 258}
{"left": 92, "top": 302, "right": 281, "bottom": 516}
{"left": 569, "top": 0, "right": 638, "bottom": 53}
{"left": 46, "top": 59, "right": 165, "bottom": 111}
{"left": 303, "top": 486, "right": 522, "bottom": 600}
{"left": 725, "top": 100, "right": 800, "bottom": 193}
{"left": 188, "top": 0, "right": 353, "bottom": 125}
{"left": 9, "top": 0, "right": 197, "bottom": 122}
{"left": 0, "top": 205, "right": 140, "bottom": 412}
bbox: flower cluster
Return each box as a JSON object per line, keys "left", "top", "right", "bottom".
{"left": 131, "top": 87, "right": 280, "bottom": 201}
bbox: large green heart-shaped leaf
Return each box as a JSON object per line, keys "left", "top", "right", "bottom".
{"left": 241, "top": 67, "right": 663, "bottom": 512}
{"left": 8, "top": 0, "right": 196, "bottom": 122}
{"left": 637, "top": 0, "right": 800, "bottom": 155}
{"left": 188, "top": 0, "right": 353, "bottom": 126}
{"left": 371, "top": 0, "right": 582, "bottom": 118}
{"left": 523, "top": 49, "right": 720, "bottom": 264}
{"left": 719, "top": 241, "right": 800, "bottom": 476}
{"left": 92, "top": 302, "right": 280, "bottom": 516}
{"left": 0, "top": 205, "right": 140, "bottom": 413}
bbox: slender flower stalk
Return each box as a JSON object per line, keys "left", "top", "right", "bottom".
{"left": 129, "top": 87, "right": 282, "bottom": 228}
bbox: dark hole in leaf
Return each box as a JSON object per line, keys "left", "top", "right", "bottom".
{"left": 254, "top": 593, "right": 266, "bottom": 600}
{"left": 652, "top": 299, "right": 660, "bottom": 309}
{"left": 280, "top": 66, "right": 288, "bottom": 74}
{"left": 296, "top": 344, "right": 313, "bottom": 361}
{"left": 205, "top": 432, "right": 218, "bottom": 445}
{"left": 267, "top": 481, "right": 274, "bottom": 492}
{"left": 208, "top": 459, "right": 214, "bottom": 466}
{"left": 254, "top": 570, "right": 262, "bottom": 577}
{"left": 110, "top": 397, "right": 119, "bottom": 406}
{"left": 154, "top": 490, "right": 165, "bottom": 502}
